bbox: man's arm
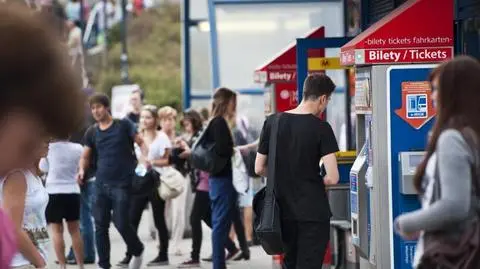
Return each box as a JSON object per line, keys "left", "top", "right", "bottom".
{"left": 77, "top": 146, "right": 92, "bottom": 184}
{"left": 255, "top": 153, "right": 268, "bottom": 177}
{"left": 322, "top": 153, "right": 339, "bottom": 185}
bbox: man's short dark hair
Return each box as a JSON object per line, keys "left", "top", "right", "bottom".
{"left": 303, "top": 73, "right": 336, "bottom": 101}
{"left": 0, "top": 3, "right": 84, "bottom": 139}
{"left": 89, "top": 93, "right": 110, "bottom": 108}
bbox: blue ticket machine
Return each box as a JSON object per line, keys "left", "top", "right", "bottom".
{"left": 349, "top": 64, "right": 437, "bottom": 269}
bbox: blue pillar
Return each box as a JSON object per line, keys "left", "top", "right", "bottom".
{"left": 296, "top": 37, "right": 353, "bottom": 102}
{"left": 207, "top": 0, "right": 221, "bottom": 88}
{"left": 182, "top": 0, "right": 192, "bottom": 109}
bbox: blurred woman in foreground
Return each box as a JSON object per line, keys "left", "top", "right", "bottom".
{"left": 0, "top": 3, "right": 84, "bottom": 267}
{"left": 395, "top": 56, "right": 480, "bottom": 268}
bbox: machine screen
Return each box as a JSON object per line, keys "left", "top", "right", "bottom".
{"left": 408, "top": 154, "right": 424, "bottom": 168}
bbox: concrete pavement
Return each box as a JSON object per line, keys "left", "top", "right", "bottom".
{"left": 47, "top": 217, "right": 272, "bottom": 269}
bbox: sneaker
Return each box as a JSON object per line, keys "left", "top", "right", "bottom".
{"left": 232, "top": 252, "right": 250, "bottom": 261}
{"left": 177, "top": 259, "right": 200, "bottom": 268}
{"left": 129, "top": 253, "right": 143, "bottom": 269}
{"left": 147, "top": 255, "right": 169, "bottom": 267}
{"left": 117, "top": 256, "right": 131, "bottom": 268}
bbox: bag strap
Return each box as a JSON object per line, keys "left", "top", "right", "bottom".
{"left": 460, "top": 128, "right": 480, "bottom": 202}
{"left": 266, "top": 113, "right": 281, "bottom": 195}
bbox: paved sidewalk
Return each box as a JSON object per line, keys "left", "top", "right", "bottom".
{"left": 47, "top": 218, "right": 272, "bottom": 269}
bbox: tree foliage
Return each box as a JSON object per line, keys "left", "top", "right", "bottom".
{"left": 96, "top": 4, "right": 182, "bottom": 109}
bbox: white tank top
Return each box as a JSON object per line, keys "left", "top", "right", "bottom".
{"left": 0, "top": 170, "right": 50, "bottom": 267}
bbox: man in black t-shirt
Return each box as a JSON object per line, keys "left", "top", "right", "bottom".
{"left": 255, "top": 74, "right": 340, "bottom": 269}
{"left": 77, "top": 93, "right": 149, "bottom": 269}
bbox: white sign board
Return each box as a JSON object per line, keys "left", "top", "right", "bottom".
{"left": 111, "top": 84, "right": 139, "bottom": 119}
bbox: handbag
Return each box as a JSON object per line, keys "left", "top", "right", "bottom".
{"left": 419, "top": 128, "right": 480, "bottom": 269}
{"left": 253, "top": 113, "right": 284, "bottom": 255}
{"left": 158, "top": 166, "right": 185, "bottom": 200}
{"left": 190, "top": 120, "right": 229, "bottom": 175}
{"left": 232, "top": 148, "right": 249, "bottom": 194}
{"left": 132, "top": 169, "right": 160, "bottom": 196}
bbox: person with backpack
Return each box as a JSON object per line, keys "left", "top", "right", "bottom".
{"left": 394, "top": 56, "right": 480, "bottom": 269}
{"left": 77, "top": 93, "right": 148, "bottom": 269}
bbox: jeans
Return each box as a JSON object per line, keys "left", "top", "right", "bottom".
{"left": 68, "top": 179, "right": 96, "bottom": 261}
{"left": 127, "top": 190, "right": 169, "bottom": 259}
{"left": 190, "top": 191, "right": 237, "bottom": 261}
{"left": 209, "top": 175, "right": 236, "bottom": 269}
{"left": 93, "top": 182, "right": 144, "bottom": 269}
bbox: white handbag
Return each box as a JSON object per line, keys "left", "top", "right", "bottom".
{"left": 232, "top": 149, "right": 249, "bottom": 194}
{"left": 157, "top": 166, "right": 185, "bottom": 200}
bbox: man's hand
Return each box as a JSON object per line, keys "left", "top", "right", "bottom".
{"left": 76, "top": 169, "right": 85, "bottom": 185}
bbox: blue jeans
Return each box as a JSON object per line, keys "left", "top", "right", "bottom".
{"left": 94, "top": 182, "right": 144, "bottom": 269}
{"left": 68, "top": 179, "right": 96, "bottom": 261}
{"left": 209, "top": 175, "right": 236, "bottom": 269}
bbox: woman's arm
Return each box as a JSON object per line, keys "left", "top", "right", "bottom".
{"left": 396, "top": 130, "right": 472, "bottom": 234}
{"left": 150, "top": 148, "right": 171, "bottom": 168}
{"left": 2, "top": 172, "right": 46, "bottom": 268}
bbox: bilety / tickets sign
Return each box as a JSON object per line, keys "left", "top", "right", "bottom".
{"left": 340, "top": 0, "right": 454, "bottom": 66}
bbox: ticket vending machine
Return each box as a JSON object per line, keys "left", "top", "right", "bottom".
{"left": 340, "top": 0, "right": 453, "bottom": 268}
{"left": 350, "top": 64, "right": 437, "bottom": 269}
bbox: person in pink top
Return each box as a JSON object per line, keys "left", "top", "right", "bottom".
{"left": 177, "top": 110, "right": 240, "bottom": 268}
{"left": 0, "top": 208, "right": 16, "bottom": 268}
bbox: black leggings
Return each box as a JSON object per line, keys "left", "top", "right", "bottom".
{"left": 190, "top": 191, "right": 243, "bottom": 261}
{"left": 129, "top": 189, "right": 169, "bottom": 258}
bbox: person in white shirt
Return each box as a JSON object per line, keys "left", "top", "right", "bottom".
{"left": 39, "top": 140, "right": 84, "bottom": 269}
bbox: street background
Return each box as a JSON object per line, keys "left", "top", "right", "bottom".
{"left": 46, "top": 213, "right": 271, "bottom": 268}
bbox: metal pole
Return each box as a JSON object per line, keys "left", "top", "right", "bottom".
{"left": 102, "top": 0, "right": 108, "bottom": 67}
{"left": 181, "top": 0, "right": 191, "bottom": 109}
{"left": 120, "top": 0, "right": 130, "bottom": 83}
{"left": 79, "top": 0, "right": 85, "bottom": 30}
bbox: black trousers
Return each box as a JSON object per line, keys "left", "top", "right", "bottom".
{"left": 190, "top": 191, "right": 244, "bottom": 261}
{"left": 128, "top": 189, "right": 169, "bottom": 258}
{"left": 281, "top": 220, "right": 330, "bottom": 269}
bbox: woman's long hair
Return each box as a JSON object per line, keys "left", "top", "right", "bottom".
{"left": 414, "top": 56, "right": 480, "bottom": 192}
{"left": 211, "top": 87, "right": 236, "bottom": 118}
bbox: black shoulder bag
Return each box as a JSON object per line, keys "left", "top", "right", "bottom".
{"left": 190, "top": 120, "right": 229, "bottom": 175}
{"left": 253, "top": 113, "right": 284, "bottom": 255}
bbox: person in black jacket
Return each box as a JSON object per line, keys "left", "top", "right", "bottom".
{"left": 204, "top": 88, "right": 237, "bottom": 269}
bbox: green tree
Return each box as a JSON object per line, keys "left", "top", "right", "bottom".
{"left": 96, "top": 4, "right": 182, "bottom": 110}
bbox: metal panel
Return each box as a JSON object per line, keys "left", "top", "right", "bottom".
{"left": 370, "top": 65, "right": 390, "bottom": 269}
{"left": 367, "top": 0, "right": 394, "bottom": 25}
{"left": 457, "top": 0, "right": 480, "bottom": 19}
